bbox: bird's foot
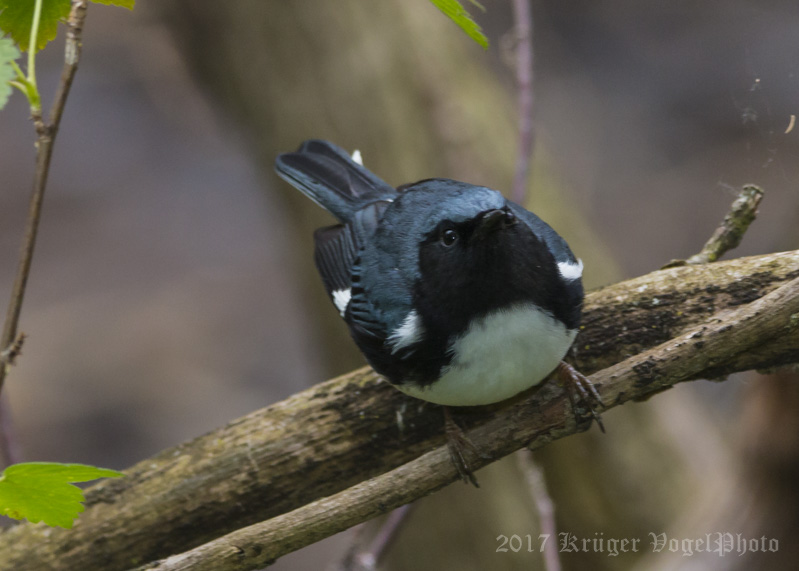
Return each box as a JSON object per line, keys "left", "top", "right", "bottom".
{"left": 443, "top": 406, "right": 485, "bottom": 487}
{"left": 557, "top": 361, "right": 606, "bottom": 433}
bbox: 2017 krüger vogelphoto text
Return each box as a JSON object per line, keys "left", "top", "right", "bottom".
{"left": 496, "top": 531, "right": 780, "bottom": 558}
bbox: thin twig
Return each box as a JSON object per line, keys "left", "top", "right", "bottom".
{"left": 330, "top": 523, "right": 370, "bottom": 571}
{"left": 0, "top": 333, "right": 25, "bottom": 372}
{"left": 332, "top": 524, "right": 370, "bottom": 571}
{"left": 331, "top": 498, "right": 414, "bottom": 570}
{"left": 50, "top": 1, "right": 87, "bottom": 129}
{"left": 517, "top": 451, "right": 561, "bottom": 571}
{"left": 354, "top": 504, "right": 413, "bottom": 570}
{"left": 686, "top": 184, "right": 764, "bottom": 265}
{"left": 510, "top": 0, "right": 535, "bottom": 205}
{"left": 0, "top": 396, "right": 21, "bottom": 467}
{"left": 331, "top": 505, "right": 414, "bottom": 571}
{"left": 135, "top": 275, "right": 799, "bottom": 571}
{"left": 0, "top": 1, "right": 88, "bottom": 396}
{"left": 0, "top": 333, "right": 25, "bottom": 467}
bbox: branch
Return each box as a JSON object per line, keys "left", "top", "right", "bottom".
{"left": 49, "top": 0, "right": 87, "bottom": 129}
{"left": 686, "top": 184, "right": 764, "bottom": 265}
{"left": 510, "top": 0, "right": 535, "bottom": 205}
{"left": 0, "top": 0, "right": 88, "bottom": 395}
{"left": 517, "top": 451, "right": 561, "bottom": 571}
{"left": 0, "top": 251, "right": 798, "bottom": 570}
{"left": 139, "top": 272, "right": 799, "bottom": 571}
{"left": 336, "top": 504, "right": 413, "bottom": 571}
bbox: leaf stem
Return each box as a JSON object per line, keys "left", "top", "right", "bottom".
{"left": 9, "top": 60, "right": 25, "bottom": 82}
{"left": 7, "top": 61, "right": 36, "bottom": 104}
{"left": 26, "top": 0, "right": 44, "bottom": 114}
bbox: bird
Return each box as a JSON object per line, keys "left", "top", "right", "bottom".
{"left": 275, "top": 140, "right": 602, "bottom": 483}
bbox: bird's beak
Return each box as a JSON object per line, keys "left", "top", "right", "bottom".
{"left": 471, "top": 208, "right": 516, "bottom": 241}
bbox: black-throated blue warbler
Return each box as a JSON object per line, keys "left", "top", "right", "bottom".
{"left": 275, "top": 140, "right": 601, "bottom": 481}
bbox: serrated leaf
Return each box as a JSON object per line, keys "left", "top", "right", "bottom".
{"left": 0, "top": 36, "right": 20, "bottom": 110}
{"left": 0, "top": 0, "right": 71, "bottom": 52}
{"left": 91, "top": 0, "right": 135, "bottom": 9}
{"left": 0, "top": 462, "right": 124, "bottom": 528}
{"left": 429, "top": 0, "right": 488, "bottom": 49}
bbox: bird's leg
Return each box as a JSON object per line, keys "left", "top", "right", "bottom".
{"left": 557, "top": 361, "right": 606, "bottom": 433}
{"left": 443, "top": 406, "right": 483, "bottom": 487}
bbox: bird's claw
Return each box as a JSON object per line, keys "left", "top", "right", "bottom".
{"left": 557, "top": 361, "right": 606, "bottom": 433}
{"left": 443, "top": 406, "right": 484, "bottom": 487}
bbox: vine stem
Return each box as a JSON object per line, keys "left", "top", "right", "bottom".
{"left": 0, "top": 0, "right": 89, "bottom": 397}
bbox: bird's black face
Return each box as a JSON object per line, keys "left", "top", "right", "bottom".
{"left": 415, "top": 207, "right": 574, "bottom": 338}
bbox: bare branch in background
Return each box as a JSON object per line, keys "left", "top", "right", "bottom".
{"left": 336, "top": 505, "right": 414, "bottom": 571}
{"left": 517, "top": 451, "right": 561, "bottom": 571}
{"left": 510, "top": 0, "right": 535, "bottom": 205}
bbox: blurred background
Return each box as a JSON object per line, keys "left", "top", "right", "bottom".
{"left": 1, "top": 1, "right": 798, "bottom": 569}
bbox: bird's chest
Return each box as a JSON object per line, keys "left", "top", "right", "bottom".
{"left": 397, "top": 304, "right": 576, "bottom": 406}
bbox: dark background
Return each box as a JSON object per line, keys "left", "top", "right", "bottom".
{"left": 1, "top": 1, "right": 797, "bottom": 569}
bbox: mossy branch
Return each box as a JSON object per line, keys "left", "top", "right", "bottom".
{"left": 138, "top": 271, "right": 799, "bottom": 571}
{"left": 684, "top": 184, "right": 764, "bottom": 265}
{"left": 0, "top": 250, "right": 796, "bottom": 570}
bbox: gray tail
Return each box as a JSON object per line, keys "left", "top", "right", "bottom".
{"left": 275, "top": 140, "right": 396, "bottom": 222}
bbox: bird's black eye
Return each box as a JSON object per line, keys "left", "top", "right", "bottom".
{"left": 441, "top": 228, "right": 459, "bottom": 247}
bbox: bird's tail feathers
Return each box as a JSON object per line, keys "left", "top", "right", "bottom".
{"left": 275, "top": 140, "right": 395, "bottom": 221}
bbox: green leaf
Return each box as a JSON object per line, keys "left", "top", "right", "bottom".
{"left": 91, "top": 0, "right": 135, "bottom": 9}
{"left": 0, "top": 0, "right": 71, "bottom": 52}
{"left": 429, "top": 0, "right": 488, "bottom": 49}
{"left": 0, "top": 36, "right": 20, "bottom": 109}
{"left": 0, "top": 462, "right": 124, "bottom": 528}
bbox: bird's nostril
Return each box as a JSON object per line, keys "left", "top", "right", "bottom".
{"left": 503, "top": 210, "right": 517, "bottom": 226}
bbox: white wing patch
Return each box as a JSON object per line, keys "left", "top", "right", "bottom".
{"left": 558, "top": 259, "right": 583, "bottom": 281}
{"left": 388, "top": 310, "right": 425, "bottom": 354}
{"left": 332, "top": 288, "right": 351, "bottom": 317}
{"left": 351, "top": 149, "right": 363, "bottom": 166}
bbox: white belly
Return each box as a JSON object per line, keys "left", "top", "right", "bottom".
{"left": 397, "top": 304, "right": 576, "bottom": 406}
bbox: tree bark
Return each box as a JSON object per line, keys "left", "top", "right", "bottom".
{"left": 1, "top": 250, "right": 797, "bottom": 570}
{"left": 135, "top": 267, "right": 799, "bottom": 571}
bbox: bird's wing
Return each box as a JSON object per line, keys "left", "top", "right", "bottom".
{"left": 313, "top": 207, "right": 389, "bottom": 345}
{"left": 313, "top": 224, "right": 357, "bottom": 299}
